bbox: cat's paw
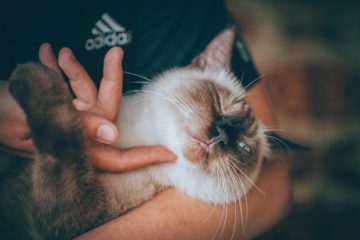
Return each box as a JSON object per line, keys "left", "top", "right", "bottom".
{"left": 9, "top": 62, "right": 70, "bottom": 112}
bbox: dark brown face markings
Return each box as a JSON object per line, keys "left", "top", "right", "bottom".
{"left": 182, "top": 79, "right": 263, "bottom": 173}
{"left": 247, "top": 124, "right": 259, "bottom": 138}
{"left": 185, "top": 79, "right": 230, "bottom": 117}
{"left": 210, "top": 83, "right": 222, "bottom": 114}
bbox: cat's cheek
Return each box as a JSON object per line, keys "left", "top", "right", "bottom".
{"left": 183, "top": 140, "right": 208, "bottom": 164}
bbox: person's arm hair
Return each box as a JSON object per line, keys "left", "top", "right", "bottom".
{"left": 77, "top": 83, "right": 291, "bottom": 239}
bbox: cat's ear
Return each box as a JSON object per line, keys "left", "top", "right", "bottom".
{"left": 192, "top": 27, "right": 235, "bottom": 70}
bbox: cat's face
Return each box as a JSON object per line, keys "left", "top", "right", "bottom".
{"left": 182, "top": 75, "right": 265, "bottom": 173}
{"left": 157, "top": 68, "right": 269, "bottom": 177}
{"left": 152, "top": 28, "right": 269, "bottom": 191}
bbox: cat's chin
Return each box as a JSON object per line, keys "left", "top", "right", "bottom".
{"left": 200, "top": 164, "right": 262, "bottom": 204}
{"left": 157, "top": 157, "right": 262, "bottom": 204}
{"left": 179, "top": 173, "right": 255, "bottom": 205}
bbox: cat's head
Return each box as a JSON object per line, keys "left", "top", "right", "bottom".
{"left": 149, "top": 28, "right": 270, "bottom": 201}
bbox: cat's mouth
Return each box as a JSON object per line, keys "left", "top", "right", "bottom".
{"left": 194, "top": 129, "right": 227, "bottom": 156}
{"left": 183, "top": 131, "right": 228, "bottom": 163}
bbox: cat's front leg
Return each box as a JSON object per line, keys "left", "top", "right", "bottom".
{"left": 9, "top": 63, "right": 119, "bottom": 240}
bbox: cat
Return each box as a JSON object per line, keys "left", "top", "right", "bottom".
{"left": 0, "top": 28, "right": 270, "bottom": 240}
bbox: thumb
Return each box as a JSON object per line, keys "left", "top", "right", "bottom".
{"left": 79, "top": 111, "right": 119, "bottom": 144}
{"left": 39, "top": 43, "right": 63, "bottom": 76}
{"left": 88, "top": 143, "right": 177, "bottom": 172}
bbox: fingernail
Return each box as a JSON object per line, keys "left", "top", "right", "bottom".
{"left": 97, "top": 124, "right": 116, "bottom": 143}
{"left": 69, "top": 49, "right": 76, "bottom": 60}
{"left": 168, "top": 152, "right": 178, "bottom": 161}
{"left": 159, "top": 147, "right": 177, "bottom": 162}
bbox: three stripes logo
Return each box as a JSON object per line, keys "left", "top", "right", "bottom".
{"left": 85, "top": 13, "right": 132, "bottom": 51}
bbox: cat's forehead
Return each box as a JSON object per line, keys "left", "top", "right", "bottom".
{"left": 157, "top": 68, "right": 245, "bottom": 97}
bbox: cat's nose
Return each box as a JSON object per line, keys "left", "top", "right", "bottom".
{"left": 208, "top": 126, "right": 228, "bottom": 146}
{"left": 195, "top": 129, "right": 227, "bottom": 151}
{"left": 212, "top": 116, "right": 243, "bottom": 145}
{"left": 190, "top": 125, "right": 230, "bottom": 161}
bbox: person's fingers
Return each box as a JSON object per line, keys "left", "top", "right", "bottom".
{"left": 16, "top": 138, "right": 34, "bottom": 152}
{"left": 79, "top": 111, "right": 119, "bottom": 144}
{"left": 0, "top": 144, "right": 35, "bottom": 159}
{"left": 38, "top": 43, "right": 62, "bottom": 75}
{"left": 58, "top": 47, "right": 98, "bottom": 108}
{"left": 98, "top": 47, "right": 124, "bottom": 121}
{"left": 2, "top": 138, "right": 34, "bottom": 153}
{"left": 88, "top": 143, "right": 177, "bottom": 172}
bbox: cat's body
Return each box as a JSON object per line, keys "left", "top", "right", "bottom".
{"left": 0, "top": 28, "right": 270, "bottom": 240}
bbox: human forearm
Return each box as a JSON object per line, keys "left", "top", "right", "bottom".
{"left": 77, "top": 156, "right": 290, "bottom": 240}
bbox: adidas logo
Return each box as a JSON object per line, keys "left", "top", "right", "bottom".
{"left": 85, "top": 13, "right": 132, "bottom": 51}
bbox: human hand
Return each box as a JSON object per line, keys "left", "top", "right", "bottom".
{"left": 39, "top": 44, "right": 176, "bottom": 172}
{"left": 0, "top": 80, "right": 35, "bottom": 158}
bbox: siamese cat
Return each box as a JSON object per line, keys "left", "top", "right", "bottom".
{"left": 0, "top": 28, "right": 270, "bottom": 239}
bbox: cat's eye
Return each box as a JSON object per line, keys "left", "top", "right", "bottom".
{"left": 238, "top": 141, "right": 251, "bottom": 153}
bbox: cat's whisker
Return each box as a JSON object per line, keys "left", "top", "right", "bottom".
{"left": 124, "top": 90, "right": 187, "bottom": 116}
{"left": 239, "top": 71, "right": 245, "bottom": 86}
{"left": 218, "top": 163, "right": 227, "bottom": 237}
{"left": 229, "top": 162, "right": 249, "bottom": 234}
{"left": 127, "top": 77, "right": 200, "bottom": 119}
{"left": 218, "top": 162, "right": 227, "bottom": 240}
{"left": 126, "top": 80, "right": 152, "bottom": 86}
{"left": 242, "top": 90, "right": 261, "bottom": 100}
{"left": 142, "top": 80, "right": 201, "bottom": 120}
{"left": 166, "top": 89, "right": 201, "bottom": 120}
{"left": 236, "top": 72, "right": 272, "bottom": 101}
{"left": 243, "top": 72, "right": 272, "bottom": 91}
{"left": 240, "top": 178, "right": 249, "bottom": 230}
{"left": 228, "top": 155, "right": 248, "bottom": 169}
{"left": 127, "top": 88, "right": 191, "bottom": 117}
{"left": 126, "top": 97, "right": 153, "bottom": 109}
{"left": 136, "top": 75, "right": 204, "bottom": 121}
{"left": 228, "top": 159, "right": 265, "bottom": 194}
{"left": 123, "top": 89, "right": 144, "bottom": 96}
{"left": 224, "top": 161, "right": 240, "bottom": 240}
{"left": 204, "top": 163, "right": 221, "bottom": 224}
{"left": 228, "top": 160, "right": 248, "bottom": 239}
{"left": 123, "top": 71, "right": 152, "bottom": 83}
{"left": 212, "top": 162, "right": 228, "bottom": 240}
{"left": 265, "top": 134, "right": 291, "bottom": 151}
{"left": 158, "top": 84, "right": 203, "bottom": 121}
{"left": 209, "top": 163, "right": 225, "bottom": 240}
{"left": 123, "top": 74, "right": 198, "bottom": 118}
{"left": 219, "top": 161, "right": 230, "bottom": 239}
{"left": 232, "top": 163, "right": 249, "bottom": 227}
{"left": 257, "top": 128, "right": 287, "bottom": 133}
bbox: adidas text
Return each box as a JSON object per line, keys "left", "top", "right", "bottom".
{"left": 85, "top": 31, "right": 132, "bottom": 51}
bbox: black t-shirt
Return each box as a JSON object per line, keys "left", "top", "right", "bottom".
{"left": 0, "top": 0, "right": 259, "bottom": 92}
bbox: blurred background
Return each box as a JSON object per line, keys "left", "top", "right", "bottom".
{"left": 227, "top": 0, "right": 360, "bottom": 239}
